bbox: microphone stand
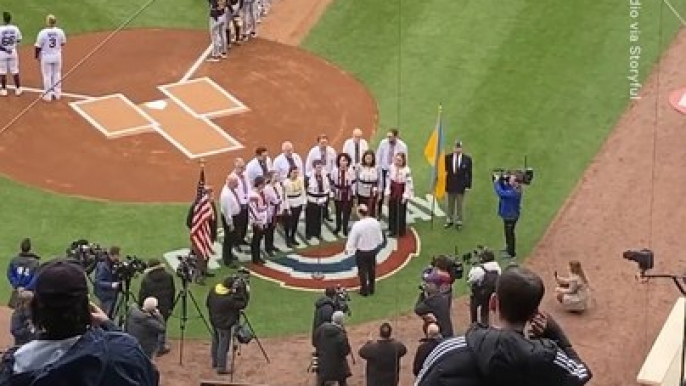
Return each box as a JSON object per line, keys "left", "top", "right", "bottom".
{"left": 639, "top": 272, "right": 686, "bottom": 386}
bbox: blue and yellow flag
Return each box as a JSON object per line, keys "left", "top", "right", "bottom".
{"left": 423, "top": 105, "right": 446, "bottom": 200}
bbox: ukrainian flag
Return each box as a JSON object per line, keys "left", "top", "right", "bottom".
{"left": 423, "top": 105, "right": 446, "bottom": 200}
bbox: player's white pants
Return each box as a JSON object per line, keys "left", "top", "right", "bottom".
{"left": 41, "top": 56, "right": 62, "bottom": 98}
{"left": 0, "top": 51, "right": 19, "bottom": 75}
{"left": 242, "top": 1, "right": 258, "bottom": 35}
{"left": 209, "top": 16, "right": 227, "bottom": 57}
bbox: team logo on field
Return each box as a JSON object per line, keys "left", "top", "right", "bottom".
{"left": 164, "top": 195, "right": 443, "bottom": 291}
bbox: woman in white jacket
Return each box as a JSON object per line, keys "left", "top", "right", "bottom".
{"left": 282, "top": 167, "right": 306, "bottom": 247}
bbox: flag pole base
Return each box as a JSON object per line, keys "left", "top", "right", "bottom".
{"left": 311, "top": 272, "right": 325, "bottom": 280}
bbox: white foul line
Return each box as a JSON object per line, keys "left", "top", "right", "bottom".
{"left": 664, "top": 0, "right": 686, "bottom": 26}
{"left": 179, "top": 44, "right": 213, "bottom": 83}
{"left": 8, "top": 85, "right": 95, "bottom": 101}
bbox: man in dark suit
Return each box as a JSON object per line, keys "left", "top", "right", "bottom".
{"left": 444, "top": 140, "right": 472, "bottom": 229}
{"left": 186, "top": 186, "right": 218, "bottom": 284}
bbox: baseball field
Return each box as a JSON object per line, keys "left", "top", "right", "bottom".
{"left": 2, "top": 0, "right": 686, "bottom": 384}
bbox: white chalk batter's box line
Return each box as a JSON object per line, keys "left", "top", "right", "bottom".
{"left": 158, "top": 77, "right": 251, "bottom": 119}
{"left": 69, "top": 94, "right": 157, "bottom": 140}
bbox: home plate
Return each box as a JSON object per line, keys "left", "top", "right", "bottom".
{"left": 145, "top": 100, "right": 168, "bottom": 110}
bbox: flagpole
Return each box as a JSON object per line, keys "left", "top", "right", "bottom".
{"left": 430, "top": 103, "right": 442, "bottom": 229}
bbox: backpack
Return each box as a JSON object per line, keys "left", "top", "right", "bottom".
{"left": 475, "top": 265, "right": 499, "bottom": 298}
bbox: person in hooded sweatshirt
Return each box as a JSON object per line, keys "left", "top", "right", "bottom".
{"left": 313, "top": 311, "right": 352, "bottom": 386}
{"left": 125, "top": 297, "right": 166, "bottom": 359}
{"left": 415, "top": 265, "right": 592, "bottom": 386}
{"left": 311, "top": 287, "right": 336, "bottom": 345}
{"left": 138, "top": 258, "right": 175, "bottom": 356}
{"left": 0, "top": 259, "right": 158, "bottom": 386}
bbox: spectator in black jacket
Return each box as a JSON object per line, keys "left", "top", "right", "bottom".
{"left": 139, "top": 258, "right": 175, "bottom": 356}
{"left": 415, "top": 282, "right": 454, "bottom": 338}
{"left": 358, "top": 322, "right": 407, "bottom": 386}
{"left": 206, "top": 275, "right": 248, "bottom": 375}
{"left": 125, "top": 297, "right": 166, "bottom": 359}
{"left": 10, "top": 290, "right": 37, "bottom": 346}
{"left": 313, "top": 311, "right": 352, "bottom": 386}
{"left": 415, "top": 266, "right": 592, "bottom": 386}
{"left": 186, "top": 186, "right": 218, "bottom": 283}
{"left": 6, "top": 238, "right": 41, "bottom": 309}
{"left": 413, "top": 323, "right": 442, "bottom": 377}
{"left": 311, "top": 287, "right": 336, "bottom": 345}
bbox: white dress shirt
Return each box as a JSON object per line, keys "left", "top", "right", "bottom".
{"left": 220, "top": 184, "right": 241, "bottom": 225}
{"left": 376, "top": 138, "right": 409, "bottom": 171}
{"left": 305, "top": 145, "right": 337, "bottom": 176}
{"left": 273, "top": 153, "right": 304, "bottom": 182}
{"left": 345, "top": 217, "right": 383, "bottom": 253}
{"left": 245, "top": 157, "right": 273, "bottom": 186}
{"left": 283, "top": 176, "right": 306, "bottom": 208}
{"left": 341, "top": 138, "right": 369, "bottom": 167}
{"left": 451, "top": 153, "right": 463, "bottom": 174}
{"left": 467, "top": 261, "right": 502, "bottom": 285}
{"left": 229, "top": 171, "right": 251, "bottom": 205}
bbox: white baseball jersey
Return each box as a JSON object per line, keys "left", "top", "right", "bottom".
{"left": 35, "top": 27, "right": 66, "bottom": 60}
{"left": 0, "top": 25, "right": 22, "bottom": 55}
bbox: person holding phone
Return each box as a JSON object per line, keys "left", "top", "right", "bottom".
{"left": 415, "top": 265, "right": 592, "bottom": 386}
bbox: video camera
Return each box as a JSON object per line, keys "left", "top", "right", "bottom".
{"left": 66, "top": 239, "right": 108, "bottom": 274}
{"left": 461, "top": 245, "right": 492, "bottom": 266}
{"left": 492, "top": 156, "right": 535, "bottom": 185}
{"left": 176, "top": 252, "right": 199, "bottom": 283}
{"left": 228, "top": 267, "right": 252, "bottom": 307}
{"left": 113, "top": 255, "right": 147, "bottom": 281}
{"left": 333, "top": 285, "right": 351, "bottom": 316}
{"left": 623, "top": 248, "right": 654, "bottom": 273}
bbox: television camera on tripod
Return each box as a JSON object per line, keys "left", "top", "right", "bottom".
{"left": 110, "top": 255, "right": 148, "bottom": 327}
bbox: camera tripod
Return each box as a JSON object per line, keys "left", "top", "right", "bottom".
{"left": 172, "top": 276, "right": 212, "bottom": 365}
{"left": 111, "top": 277, "right": 138, "bottom": 328}
{"left": 639, "top": 272, "right": 686, "bottom": 386}
{"left": 229, "top": 310, "right": 270, "bottom": 382}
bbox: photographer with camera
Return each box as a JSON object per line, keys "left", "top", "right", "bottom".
{"left": 311, "top": 287, "right": 337, "bottom": 345}
{"left": 206, "top": 275, "right": 249, "bottom": 375}
{"left": 467, "top": 249, "right": 501, "bottom": 326}
{"left": 0, "top": 259, "right": 159, "bottom": 385}
{"left": 138, "top": 258, "right": 175, "bottom": 357}
{"left": 414, "top": 281, "right": 454, "bottom": 338}
{"left": 94, "top": 246, "right": 122, "bottom": 318}
{"left": 125, "top": 297, "right": 166, "bottom": 359}
{"left": 415, "top": 266, "right": 592, "bottom": 386}
{"left": 493, "top": 172, "right": 524, "bottom": 259}
{"left": 313, "top": 310, "right": 352, "bottom": 386}
{"left": 6, "top": 238, "right": 41, "bottom": 309}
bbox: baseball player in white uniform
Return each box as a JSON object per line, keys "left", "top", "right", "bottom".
{"left": 35, "top": 14, "right": 66, "bottom": 101}
{"left": 0, "top": 12, "right": 22, "bottom": 96}
{"left": 208, "top": 0, "right": 227, "bottom": 61}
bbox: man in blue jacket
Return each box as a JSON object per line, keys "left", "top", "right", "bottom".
{"left": 493, "top": 173, "right": 523, "bottom": 259}
{"left": 94, "top": 246, "right": 122, "bottom": 318}
{"left": 6, "top": 238, "right": 41, "bottom": 309}
{"left": 0, "top": 259, "right": 159, "bottom": 386}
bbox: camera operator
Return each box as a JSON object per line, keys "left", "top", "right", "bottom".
{"left": 414, "top": 281, "right": 454, "bottom": 338}
{"left": 467, "top": 249, "right": 501, "bottom": 326}
{"left": 0, "top": 259, "right": 159, "bottom": 385}
{"left": 6, "top": 238, "right": 41, "bottom": 309}
{"left": 493, "top": 172, "right": 523, "bottom": 259}
{"left": 311, "top": 287, "right": 337, "bottom": 345}
{"left": 138, "top": 258, "right": 175, "bottom": 357}
{"left": 312, "top": 311, "right": 352, "bottom": 386}
{"left": 125, "top": 297, "right": 166, "bottom": 359}
{"left": 415, "top": 266, "right": 592, "bottom": 386}
{"left": 206, "top": 275, "right": 248, "bottom": 375}
{"left": 94, "top": 246, "right": 122, "bottom": 318}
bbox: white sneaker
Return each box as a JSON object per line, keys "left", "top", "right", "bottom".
{"left": 220, "top": 53, "right": 228, "bottom": 59}
{"left": 14, "top": 87, "right": 22, "bottom": 96}
{"left": 0, "top": 89, "right": 7, "bottom": 96}
{"left": 42, "top": 94, "right": 52, "bottom": 102}
{"left": 206, "top": 56, "right": 220, "bottom": 62}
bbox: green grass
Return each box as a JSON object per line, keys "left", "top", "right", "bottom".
{"left": 1, "top": 0, "right": 684, "bottom": 339}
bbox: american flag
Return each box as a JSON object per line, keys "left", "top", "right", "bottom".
{"left": 190, "top": 167, "right": 215, "bottom": 258}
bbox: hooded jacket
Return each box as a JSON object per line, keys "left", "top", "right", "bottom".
{"left": 415, "top": 324, "right": 591, "bottom": 386}
{"left": 311, "top": 296, "right": 335, "bottom": 344}
{"left": 125, "top": 305, "right": 166, "bottom": 358}
{"left": 0, "top": 321, "right": 159, "bottom": 386}
{"left": 206, "top": 283, "right": 247, "bottom": 330}
{"left": 313, "top": 322, "right": 351, "bottom": 381}
{"left": 138, "top": 266, "right": 176, "bottom": 319}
